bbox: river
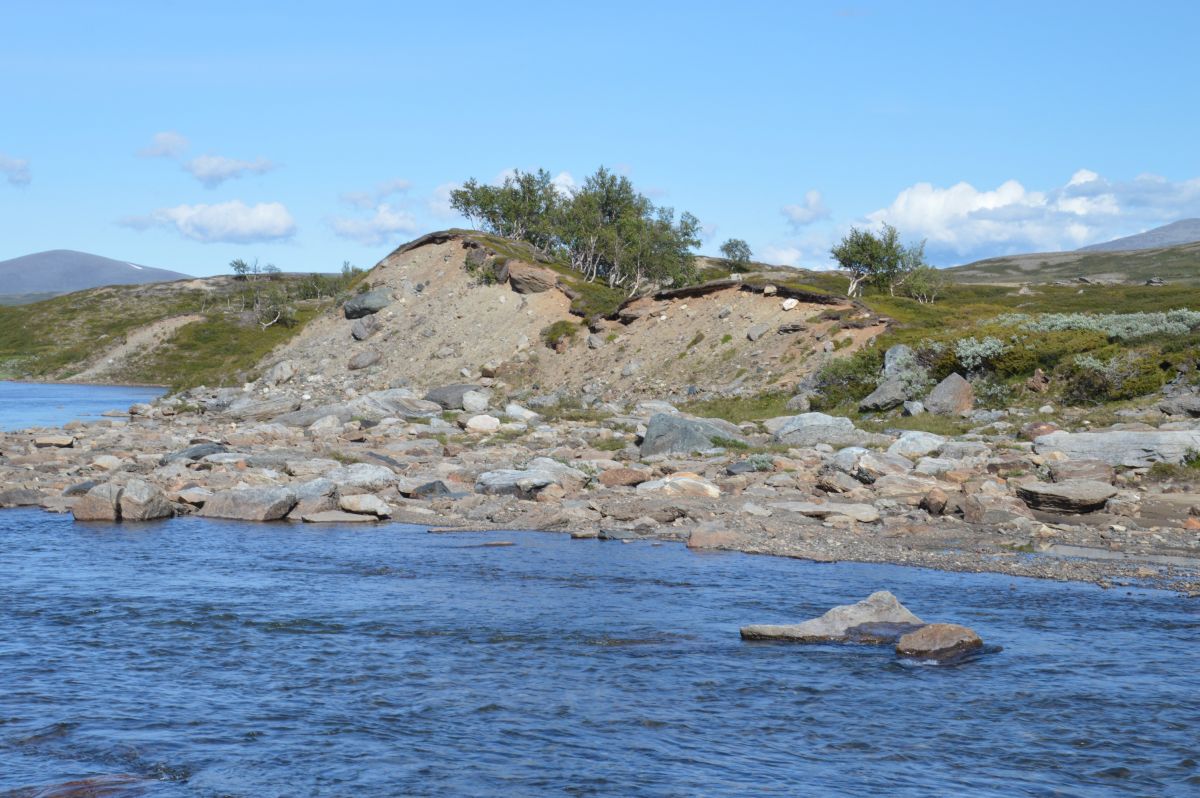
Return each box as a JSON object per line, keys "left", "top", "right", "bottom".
{"left": 0, "top": 382, "right": 165, "bottom": 432}
{"left": 1, "top": 509, "right": 1197, "bottom": 797}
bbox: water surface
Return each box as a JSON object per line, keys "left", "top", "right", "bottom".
{"left": 0, "top": 381, "right": 165, "bottom": 431}
{"left": 1, "top": 510, "right": 1197, "bottom": 796}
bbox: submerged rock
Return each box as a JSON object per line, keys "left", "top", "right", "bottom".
{"left": 740, "top": 591, "right": 922, "bottom": 642}
{"left": 896, "top": 623, "right": 983, "bottom": 661}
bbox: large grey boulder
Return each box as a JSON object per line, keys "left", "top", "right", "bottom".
{"left": 273, "top": 389, "right": 441, "bottom": 427}
{"left": 859, "top": 379, "right": 908, "bottom": 412}
{"left": 640, "top": 413, "right": 746, "bottom": 456}
{"left": 224, "top": 395, "right": 301, "bottom": 421}
{"left": 350, "top": 316, "right": 377, "bottom": 341}
{"left": 508, "top": 262, "right": 558, "bottom": 293}
{"left": 924, "top": 373, "right": 974, "bottom": 416}
{"left": 424, "top": 384, "right": 482, "bottom": 410}
{"left": 1034, "top": 429, "right": 1200, "bottom": 467}
{"left": 771, "top": 413, "right": 886, "bottom": 448}
{"left": 72, "top": 483, "right": 124, "bottom": 522}
{"left": 347, "top": 349, "right": 381, "bottom": 370}
{"left": 475, "top": 468, "right": 558, "bottom": 498}
{"left": 740, "top": 591, "right": 923, "bottom": 641}
{"left": 1015, "top": 479, "right": 1119, "bottom": 514}
{"left": 160, "top": 442, "right": 228, "bottom": 465}
{"left": 198, "top": 487, "right": 298, "bottom": 521}
{"left": 324, "top": 463, "right": 397, "bottom": 491}
{"left": 343, "top": 288, "right": 392, "bottom": 319}
{"left": 1158, "top": 394, "right": 1200, "bottom": 417}
{"left": 118, "top": 479, "right": 173, "bottom": 521}
{"left": 888, "top": 431, "right": 946, "bottom": 459}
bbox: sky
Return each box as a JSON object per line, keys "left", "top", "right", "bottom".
{"left": 2, "top": 0, "right": 1200, "bottom": 276}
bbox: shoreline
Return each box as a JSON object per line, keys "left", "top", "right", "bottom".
{"left": 0, "top": 377, "right": 171, "bottom": 389}
{"left": 2, "top": 383, "right": 1200, "bottom": 597}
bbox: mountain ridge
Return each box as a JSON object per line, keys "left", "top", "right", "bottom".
{"left": 0, "top": 249, "right": 190, "bottom": 302}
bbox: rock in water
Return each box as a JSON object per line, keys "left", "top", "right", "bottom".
{"left": 343, "top": 288, "right": 392, "bottom": 319}
{"left": 740, "top": 591, "right": 922, "bottom": 641}
{"left": 896, "top": 623, "right": 983, "bottom": 661}
{"left": 118, "top": 479, "right": 173, "bottom": 521}
{"left": 198, "top": 487, "right": 297, "bottom": 522}
{"left": 925, "top": 373, "right": 974, "bottom": 416}
{"left": 1015, "top": 479, "right": 1118, "bottom": 514}
{"left": 72, "top": 483, "right": 123, "bottom": 522}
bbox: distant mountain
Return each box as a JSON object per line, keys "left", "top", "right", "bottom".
{"left": 0, "top": 250, "right": 190, "bottom": 302}
{"left": 1078, "top": 219, "right": 1200, "bottom": 253}
{"left": 945, "top": 240, "right": 1200, "bottom": 286}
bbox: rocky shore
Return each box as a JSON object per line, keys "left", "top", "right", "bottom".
{"left": 3, "top": 370, "right": 1200, "bottom": 596}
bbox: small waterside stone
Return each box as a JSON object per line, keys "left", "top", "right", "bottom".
{"left": 895, "top": 623, "right": 983, "bottom": 661}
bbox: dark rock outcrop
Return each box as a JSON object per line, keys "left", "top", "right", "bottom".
{"left": 343, "top": 288, "right": 392, "bottom": 319}
{"left": 896, "top": 623, "right": 983, "bottom": 661}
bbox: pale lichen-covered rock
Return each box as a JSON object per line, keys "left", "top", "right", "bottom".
{"left": 1034, "top": 429, "right": 1200, "bottom": 467}
{"left": 740, "top": 591, "right": 923, "bottom": 641}
{"left": 924, "top": 373, "right": 974, "bottom": 416}
{"left": 640, "top": 413, "right": 745, "bottom": 456}
{"left": 118, "top": 479, "right": 173, "bottom": 521}
{"left": 769, "top": 501, "right": 880, "bottom": 523}
{"left": 635, "top": 473, "right": 720, "bottom": 499}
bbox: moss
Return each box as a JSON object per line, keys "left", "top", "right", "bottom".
{"left": 540, "top": 320, "right": 580, "bottom": 348}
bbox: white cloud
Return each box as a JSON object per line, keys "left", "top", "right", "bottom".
{"left": 121, "top": 200, "right": 296, "bottom": 243}
{"left": 340, "top": 178, "right": 412, "bottom": 209}
{"left": 330, "top": 203, "right": 418, "bottom": 246}
{"left": 428, "top": 181, "right": 461, "bottom": 218}
{"left": 184, "top": 155, "right": 277, "bottom": 188}
{"left": 700, "top": 222, "right": 718, "bottom": 242}
{"left": 138, "top": 131, "right": 190, "bottom": 158}
{"left": 782, "top": 190, "right": 831, "bottom": 227}
{"left": 551, "top": 171, "right": 576, "bottom": 196}
{"left": 760, "top": 245, "right": 803, "bottom": 267}
{"left": 0, "top": 154, "right": 30, "bottom": 186}
{"left": 866, "top": 170, "right": 1200, "bottom": 262}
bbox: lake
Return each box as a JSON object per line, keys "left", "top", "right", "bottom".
{"left": 1, "top": 509, "right": 1197, "bottom": 797}
{"left": 0, "top": 381, "right": 166, "bottom": 431}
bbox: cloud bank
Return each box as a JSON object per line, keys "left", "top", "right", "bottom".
{"left": 782, "top": 190, "right": 830, "bottom": 227}
{"left": 867, "top": 170, "right": 1200, "bottom": 262}
{"left": 122, "top": 201, "right": 296, "bottom": 243}
{"left": 0, "top": 154, "right": 30, "bottom": 186}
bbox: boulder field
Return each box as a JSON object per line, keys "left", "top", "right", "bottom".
{"left": 2, "top": 380, "right": 1200, "bottom": 596}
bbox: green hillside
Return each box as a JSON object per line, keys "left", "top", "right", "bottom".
{"left": 946, "top": 241, "right": 1200, "bottom": 285}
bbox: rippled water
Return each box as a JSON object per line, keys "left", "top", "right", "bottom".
{"left": 0, "top": 382, "right": 165, "bottom": 431}
{"left": 1, "top": 509, "right": 1197, "bottom": 797}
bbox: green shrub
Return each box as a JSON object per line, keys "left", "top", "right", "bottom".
{"left": 540, "top": 320, "right": 579, "bottom": 348}
{"left": 1058, "top": 351, "right": 1169, "bottom": 405}
{"left": 810, "top": 348, "right": 883, "bottom": 410}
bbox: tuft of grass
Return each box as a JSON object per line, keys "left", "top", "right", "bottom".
{"left": 680, "top": 392, "right": 791, "bottom": 424}
{"left": 540, "top": 320, "right": 580, "bottom": 348}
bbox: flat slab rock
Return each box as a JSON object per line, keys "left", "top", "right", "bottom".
{"left": 740, "top": 591, "right": 923, "bottom": 642}
{"left": 1015, "top": 479, "right": 1118, "bottom": 514}
{"left": 896, "top": 623, "right": 983, "bottom": 661}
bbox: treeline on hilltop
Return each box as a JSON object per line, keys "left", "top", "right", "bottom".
{"left": 450, "top": 167, "right": 701, "bottom": 296}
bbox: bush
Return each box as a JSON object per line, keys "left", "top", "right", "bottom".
{"left": 1059, "top": 351, "right": 1169, "bottom": 405}
{"left": 540, "top": 320, "right": 579, "bottom": 348}
{"left": 810, "top": 348, "right": 883, "bottom": 410}
{"left": 996, "top": 310, "right": 1200, "bottom": 342}
{"left": 954, "top": 336, "right": 1008, "bottom": 372}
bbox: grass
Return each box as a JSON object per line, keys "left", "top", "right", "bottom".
{"left": 680, "top": 392, "right": 791, "bottom": 424}
{"left": 854, "top": 413, "right": 975, "bottom": 437}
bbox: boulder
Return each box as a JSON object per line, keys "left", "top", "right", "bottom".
{"left": 635, "top": 474, "right": 721, "bottom": 499}
{"left": 740, "top": 591, "right": 923, "bottom": 642}
{"left": 34, "top": 434, "right": 75, "bottom": 448}
{"left": 224, "top": 395, "right": 301, "bottom": 421}
{"left": 408, "top": 480, "right": 455, "bottom": 499}
{"left": 198, "top": 487, "right": 298, "bottom": 522}
{"left": 640, "top": 413, "right": 746, "bottom": 456}
{"left": 746, "top": 323, "right": 771, "bottom": 342}
{"left": 769, "top": 501, "right": 880, "bottom": 523}
{"left": 464, "top": 414, "right": 501, "bottom": 434}
{"left": 1034, "top": 429, "right": 1200, "bottom": 467}
{"left": 924, "top": 373, "right": 974, "bottom": 416}
{"left": 687, "top": 525, "right": 746, "bottom": 549}
{"left": 424, "top": 384, "right": 482, "bottom": 410}
{"left": 324, "top": 463, "right": 396, "bottom": 491}
{"left": 902, "top": 400, "right": 925, "bottom": 416}
{"left": 961, "top": 493, "right": 1033, "bottom": 525}
{"left": 599, "top": 468, "right": 651, "bottom": 487}
{"left": 347, "top": 349, "right": 381, "bottom": 370}
{"left": 343, "top": 288, "right": 392, "bottom": 319}
{"left": 858, "top": 379, "right": 907, "bottom": 412}
{"left": 771, "top": 413, "right": 886, "bottom": 448}
{"left": 888, "top": 431, "right": 946, "bottom": 459}
{"left": 350, "top": 316, "right": 377, "bottom": 341}
{"left": 1158, "top": 394, "right": 1200, "bottom": 417}
{"left": 896, "top": 623, "right": 983, "bottom": 661}
{"left": 475, "top": 468, "right": 557, "bottom": 499}
{"left": 160, "top": 442, "right": 229, "bottom": 465}
{"left": 338, "top": 494, "right": 391, "bottom": 517}
{"left": 118, "top": 479, "right": 173, "bottom": 521}
{"left": 1015, "top": 479, "right": 1119, "bottom": 514}
{"left": 504, "top": 403, "right": 541, "bottom": 423}
{"left": 71, "top": 483, "right": 124, "bottom": 522}
{"left": 1048, "top": 459, "right": 1114, "bottom": 484}
{"left": 508, "top": 262, "right": 558, "bottom": 293}
{"left": 264, "top": 360, "right": 297, "bottom": 385}
{"left": 461, "top": 390, "right": 491, "bottom": 413}
{"left": 302, "top": 510, "right": 379, "bottom": 524}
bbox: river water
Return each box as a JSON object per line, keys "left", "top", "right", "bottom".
{"left": 1, "top": 509, "right": 1197, "bottom": 797}
{"left": 0, "top": 382, "right": 165, "bottom": 431}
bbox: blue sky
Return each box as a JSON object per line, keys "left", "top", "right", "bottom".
{"left": 2, "top": 0, "right": 1199, "bottom": 276}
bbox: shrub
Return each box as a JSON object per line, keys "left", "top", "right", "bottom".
{"left": 996, "top": 310, "right": 1200, "bottom": 342}
{"left": 954, "top": 336, "right": 1008, "bottom": 372}
{"left": 810, "top": 348, "right": 883, "bottom": 410}
{"left": 540, "top": 320, "right": 579, "bottom": 348}
{"left": 1059, "top": 351, "right": 1168, "bottom": 404}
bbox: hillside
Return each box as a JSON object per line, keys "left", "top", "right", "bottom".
{"left": 1078, "top": 219, "right": 1200, "bottom": 252}
{"left": 0, "top": 271, "right": 361, "bottom": 388}
{"left": 257, "top": 231, "right": 877, "bottom": 406}
{"left": 944, "top": 240, "right": 1200, "bottom": 285}
{"left": 0, "top": 250, "right": 189, "bottom": 304}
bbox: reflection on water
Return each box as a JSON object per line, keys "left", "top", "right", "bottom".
{"left": 0, "top": 509, "right": 1197, "bottom": 797}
